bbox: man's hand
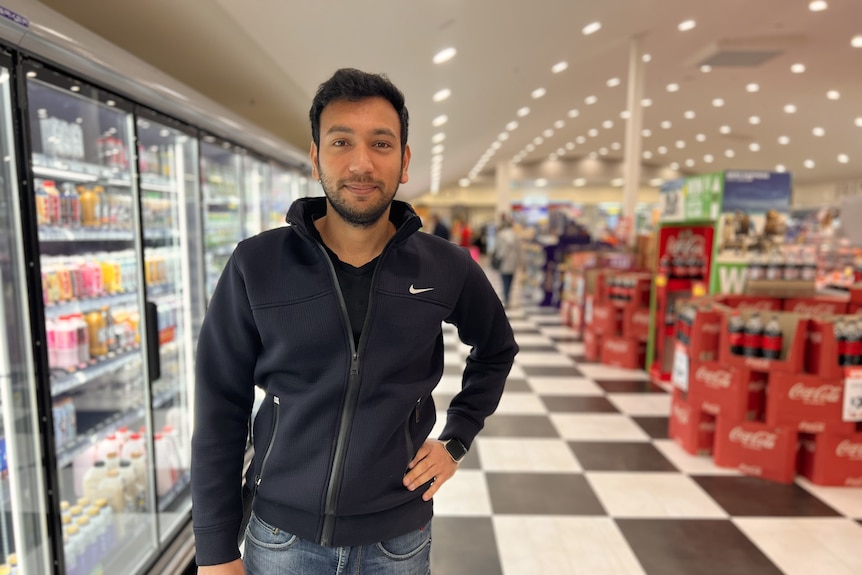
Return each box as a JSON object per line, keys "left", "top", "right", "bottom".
{"left": 198, "top": 559, "right": 245, "bottom": 575}
{"left": 403, "top": 440, "right": 459, "bottom": 501}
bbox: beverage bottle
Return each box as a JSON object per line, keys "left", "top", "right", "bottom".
{"left": 63, "top": 524, "right": 81, "bottom": 575}
{"left": 162, "top": 423, "right": 187, "bottom": 472}
{"left": 167, "top": 407, "right": 189, "bottom": 468}
{"left": 64, "top": 397, "right": 77, "bottom": 442}
{"left": 154, "top": 433, "right": 178, "bottom": 496}
{"left": 79, "top": 185, "right": 100, "bottom": 227}
{"left": 56, "top": 261, "right": 73, "bottom": 302}
{"left": 99, "top": 468, "right": 126, "bottom": 518}
{"left": 118, "top": 460, "right": 138, "bottom": 512}
{"left": 60, "top": 182, "right": 80, "bottom": 227}
{"left": 659, "top": 253, "right": 671, "bottom": 277}
{"left": 85, "top": 309, "right": 107, "bottom": 358}
{"left": 801, "top": 249, "right": 817, "bottom": 281}
{"left": 6, "top": 554, "right": 17, "bottom": 575}
{"left": 34, "top": 180, "right": 49, "bottom": 226}
{"left": 675, "top": 304, "right": 686, "bottom": 343}
{"left": 96, "top": 434, "right": 121, "bottom": 462}
{"left": 765, "top": 252, "right": 783, "bottom": 281}
{"left": 128, "top": 451, "right": 148, "bottom": 511}
{"left": 115, "top": 425, "right": 131, "bottom": 446}
{"left": 761, "top": 316, "right": 783, "bottom": 360}
{"left": 58, "top": 316, "right": 78, "bottom": 369}
{"left": 749, "top": 254, "right": 764, "bottom": 281}
{"left": 93, "top": 186, "right": 108, "bottom": 227}
{"left": 847, "top": 320, "right": 862, "bottom": 366}
{"left": 672, "top": 255, "right": 687, "bottom": 280}
{"left": 52, "top": 401, "right": 66, "bottom": 448}
{"left": 72, "top": 314, "right": 89, "bottom": 365}
{"left": 43, "top": 180, "right": 61, "bottom": 226}
{"left": 742, "top": 312, "right": 763, "bottom": 357}
{"left": 86, "top": 506, "right": 108, "bottom": 556}
{"left": 82, "top": 460, "right": 107, "bottom": 503}
{"left": 836, "top": 320, "right": 849, "bottom": 366}
{"left": 75, "top": 515, "right": 97, "bottom": 575}
{"left": 45, "top": 317, "right": 57, "bottom": 369}
{"left": 94, "top": 498, "right": 117, "bottom": 550}
{"left": 686, "top": 256, "right": 699, "bottom": 280}
{"left": 121, "top": 432, "right": 146, "bottom": 459}
{"left": 101, "top": 306, "right": 116, "bottom": 352}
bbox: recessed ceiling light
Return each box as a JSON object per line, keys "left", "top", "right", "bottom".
{"left": 749, "top": 143, "right": 761, "bottom": 152}
{"left": 533, "top": 136, "right": 544, "bottom": 145}
{"left": 791, "top": 63, "right": 806, "bottom": 73}
{"left": 506, "top": 120, "right": 519, "bottom": 131}
{"left": 838, "top": 154, "right": 850, "bottom": 163}
{"left": 517, "top": 107, "right": 530, "bottom": 117}
{"left": 554, "top": 120, "right": 565, "bottom": 129}
{"left": 666, "top": 83, "right": 680, "bottom": 92}
{"left": 661, "top": 120, "right": 672, "bottom": 129}
{"left": 432, "top": 114, "right": 448, "bottom": 127}
{"left": 71, "top": 85, "right": 80, "bottom": 92}
{"left": 778, "top": 136, "right": 790, "bottom": 145}
{"left": 700, "top": 65, "right": 712, "bottom": 73}
{"left": 685, "top": 159, "right": 696, "bottom": 167}
{"left": 611, "top": 142, "right": 621, "bottom": 150}
{"left": 784, "top": 104, "right": 797, "bottom": 114}
{"left": 620, "top": 110, "right": 631, "bottom": 119}
{"left": 776, "top": 164, "right": 786, "bottom": 172}
{"left": 565, "top": 142, "right": 575, "bottom": 150}
{"left": 643, "top": 151, "right": 653, "bottom": 159}
{"left": 432, "top": 132, "right": 446, "bottom": 143}
{"left": 696, "top": 134, "right": 706, "bottom": 142}
{"left": 599, "top": 148, "right": 609, "bottom": 156}
{"left": 720, "top": 125, "right": 731, "bottom": 134}
{"left": 588, "top": 128, "right": 599, "bottom": 137}
{"left": 542, "top": 129, "right": 554, "bottom": 138}
{"left": 725, "top": 149, "right": 735, "bottom": 158}
{"left": 26, "top": 71, "right": 36, "bottom": 78}
{"left": 589, "top": 152, "right": 598, "bottom": 159}
{"left": 678, "top": 19, "right": 696, "bottom": 31}
{"left": 611, "top": 178, "right": 624, "bottom": 187}
{"left": 650, "top": 178, "right": 664, "bottom": 187}
{"left": 641, "top": 98, "right": 653, "bottom": 107}
{"left": 676, "top": 140, "right": 686, "bottom": 149}
{"left": 552, "top": 61, "right": 569, "bottom": 74}
{"left": 704, "top": 154, "right": 714, "bottom": 163}
{"left": 853, "top": 35, "right": 862, "bottom": 48}
{"left": 642, "top": 53, "right": 652, "bottom": 63}
{"left": 746, "top": 83, "right": 760, "bottom": 93}
{"left": 568, "top": 109, "right": 580, "bottom": 118}
{"left": 433, "top": 47, "right": 457, "bottom": 64}
{"left": 433, "top": 88, "right": 451, "bottom": 102}
{"left": 556, "top": 147, "right": 566, "bottom": 155}
{"left": 531, "top": 87, "right": 547, "bottom": 99}
{"left": 809, "top": 1, "right": 828, "bottom": 11}
{"left": 549, "top": 154, "right": 558, "bottom": 161}
{"left": 658, "top": 146, "right": 668, "bottom": 154}
{"left": 574, "top": 178, "right": 587, "bottom": 187}
{"left": 536, "top": 178, "right": 548, "bottom": 187}
{"left": 585, "top": 95, "right": 598, "bottom": 105}
{"left": 498, "top": 132, "right": 510, "bottom": 141}
{"left": 607, "top": 77, "right": 621, "bottom": 87}
{"left": 576, "top": 136, "right": 586, "bottom": 144}
{"left": 712, "top": 98, "right": 725, "bottom": 107}
{"left": 804, "top": 159, "right": 815, "bottom": 169}
{"left": 458, "top": 178, "right": 470, "bottom": 187}
{"left": 582, "top": 21, "right": 602, "bottom": 35}
{"left": 684, "top": 110, "right": 696, "bottom": 119}
{"left": 602, "top": 120, "right": 614, "bottom": 129}
{"left": 826, "top": 90, "right": 840, "bottom": 100}
{"left": 813, "top": 126, "right": 825, "bottom": 136}
{"left": 749, "top": 116, "right": 761, "bottom": 125}
{"left": 857, "top": 117, "right": 862, "bottom": 127}
{"left": 642, "top": 129, "right": 652, "bottom": 137}
{"left": 526, "top": 144, "right": 535, "bottom": 152}
{"left": 670, "top": 162, "right": 680, "bottom": 170}
{"left": 432, "top": 144, "right": 445, "bottom": 155}
{"left": 106, "top": 100, "right": 116, "bottom": 107}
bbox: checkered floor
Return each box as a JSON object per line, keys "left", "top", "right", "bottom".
{"left": 429, "top": 284, "right": 862, "bottom": 574}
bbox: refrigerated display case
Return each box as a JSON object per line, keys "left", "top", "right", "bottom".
{"left": 24, "top": 61, "right": 160, "bottom": 575}
{"left": 0, "top": 52, "right": 53, "bottom": 575}
{"left": 266, "top": 162, "right": 306, "bottom": 230}
{"left": 200, "top": 137, "right": 243, "bottom": 302}
{"left": 243, "top": 154, "right": 269, "bottom": 238}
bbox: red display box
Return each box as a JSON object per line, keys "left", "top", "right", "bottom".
{"left": 765, "top": 372, "right": 857, "bottom": 434}
{"left": 591, "top": 302, "right": 623, "bottom": 337}
{"left": 710, "top": 294, "right": 782, "bottom": 311}
{"left": 669, "top": 388, "right": 716, "bottom": 455}
{"left": 623, "top": 306, "right": 651, "bottom": 342}
{"left": 679, "top": 305, "right": 725, "bottom": 363}
{"left": 806, "top": 318, "right": 846, "bottom": 379}
{"left": 798, "top": 432, "right": 862, "bottom": 486}
{"left": 688, "top": 362, "right": 766, "bottom": 421}
{"left": 600, "top": 336, "right": 646, "bottom": 370}
{"left": 713, "top": 419, "right": 799, "bottom": 484}
{"left": 783, "top": 296, "right": 849, "bottom": 316}
{"left": 719, "top": 311, "right": 808, "bottom": 374}
{"left": 584, "top": 328, "right": 601, "bottom": 362}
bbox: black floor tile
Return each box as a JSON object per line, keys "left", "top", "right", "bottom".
{"left": 517, "top": 345, "right": 559, "bottom": 353}
{"left": 595, "top": 379, "right": 667, "bottom": 394}
{"left": 486, "top": 472, "right": 605, "bottom": 515}
{"left": 481, "top": 415, "right": 560, "bottom": 438}
{"left": 569, "top": 441, "right": 678, "bottom": 472}
{"left": 541, "top": 396, "right": 620, "bottom": 413}
{"left": 569, "top": 354, "right": 588, "bottom": 363}
{"left": 512, "top": 328, "right": 542, "bottom": 335}
{"left": 616, "top": 519, "right": 783, "bottom": 575}
{"left": 430, "top": 517, "right": 502, "bottom": 575}
{"left": 632, "top": 416, "right": 671, "bottom": 439}
{"left": 692, "top": 476, "right": 842, "bottom": 517}
{"left": 522, "top": 365, "right": 584, "bottom": 377}
{"left": 504, "top": 378, "right": 531, "bottom": 392}
{"left": 548, "top": 334, "right": 581, "bottom": 342}
{"left": 443, "top": 364, "right": 463, "bottom": 376}
{"left": 456, "top": 445, "right": 481, "bottom": 470}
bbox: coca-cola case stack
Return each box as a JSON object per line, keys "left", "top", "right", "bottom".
{"left": 798, "top": 432, "right": 862, "bottom": 486}
{"left": 713, "top": 419, "right": 799, "bottom": 484}
{"left": 669, "top": 388, "right": 716, "bottom": 456}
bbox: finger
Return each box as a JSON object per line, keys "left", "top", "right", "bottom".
{"left": 407, "top": 443, "right": 432, "bottom": 469}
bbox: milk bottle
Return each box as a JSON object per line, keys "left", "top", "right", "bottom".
{"left": 99, "top": 469, "right": 126, "bottom": 535}
{"left": 120, "top": 432, "right": 145, "bottom": 460}
{"left": 82, "top": 460, "right": 106, "bottom": 503}
{"left": 103, "top": 451, "right": 119, "bottom": 472}
{"left": 94, "top": 499, "right": 116, "bottom": 549}
{"left": 154, "top": 433, "right": 178, "bottom": 496}
{"left": 64, "top": 524, "right": 81, "bottom": 575}
{"left": 87, "top": 506, "right": 107, "bottom": 556}
{"left": 128, "top": 451, "right": 148, "bottom": 511}
{"left": 118, "top": 460, "right": 138, "bottom": 512}
{"left": 75, "top": 516, "right": 97, "bottom": 575}
{"left": 96, "top": 434, "right": 120, "bottom": 462}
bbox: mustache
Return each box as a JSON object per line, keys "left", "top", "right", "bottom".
{"left": 338, "top": 177, "right": 383, "bottom": 187}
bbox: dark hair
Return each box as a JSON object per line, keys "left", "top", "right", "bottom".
{"left": 309, "top": 68, "right": 409, "bottom": 155}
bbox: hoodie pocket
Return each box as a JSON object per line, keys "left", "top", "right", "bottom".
{"left": 404, "top": 397, "right": 424, "bottom": 467}
{"left": 254, "top": 395, "right": 280, "bottom": 492}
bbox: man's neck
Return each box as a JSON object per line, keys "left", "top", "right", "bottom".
{"left": 314, "top": 207, "right": 396, "bottom": 267}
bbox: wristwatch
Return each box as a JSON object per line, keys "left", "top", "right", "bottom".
{"left": 442, "top": 438, "right": 468, "bottom": 463}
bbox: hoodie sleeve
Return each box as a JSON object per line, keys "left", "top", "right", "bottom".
{"left": 191, "top": 254, "right": 260, "bottom": 566}
{"left": 440, "top": 251, "right": 518, "bottom": 448}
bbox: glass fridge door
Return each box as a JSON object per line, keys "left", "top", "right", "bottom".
{"left": 200, "top": 137, "right": 243, "bottom": 303}
{"left": 266, "top": 162, "right": 301, "bottom": 231}
{"left": 242, "top": 154, "right": 269, "bottom": 238}
{"left": 24, "top": 62, "right": 159, "bottom": 574}
{"left": 136, "top": 112, "right": 201, "bottom": 541}
{"left": 0, "top": 56, "right": 53, "bottom": 575}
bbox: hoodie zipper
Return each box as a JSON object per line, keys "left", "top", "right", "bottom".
{"left": 404, "top": 397, "right": 422, "bottom": 467}
{"left": 254, "top": 395, "right": 280, "bottom": 493}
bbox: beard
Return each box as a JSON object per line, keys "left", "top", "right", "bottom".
{"left": 318, "top": 167, "right": 401, "bottom": 228}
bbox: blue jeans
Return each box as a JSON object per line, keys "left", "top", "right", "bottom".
{"left": 243, "top": 512, "right": 432, "bottom": 575}
{"left": 501, "top": 273, "right": 514, "bottom": 306}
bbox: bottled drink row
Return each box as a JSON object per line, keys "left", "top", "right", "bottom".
{"left": 727, "top": 312, "right": 783, "bottom": 360}
{"left": 35, "top": 179, "right": 132, "bottom": 230}
{"left": 47, "top": 305, "right": 140, "bottom": 372}
{"left": 137, "top": 144, "right": 175, "bottom": 179}
{"left": 658, "top": 254, "right": 708, "bottom": 281}
{"left": 748, "top": 248, "right": 818, "bottom": 282}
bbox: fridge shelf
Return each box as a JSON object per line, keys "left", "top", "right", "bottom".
{"left": 50, "top": 346, "right": 141, "bottom": 397}
{"left": 55, "top": 406, "right": 145, "bottom": 468}
{"left": 152, "top": 381, "right": 180, "bottom": 410}
{"left": 140, "top": 177, "right": 176, "bottom": 193}
{"left": 144, "top": 228, "right": 179, "bottom": 242}
{"left": 157, "top": 471, "right": 191, "bottom": 513}
{"left": 207, "top": 244, "right": 236, "bottom": 257}
{"left": 45, "top": 290, "right": 138, "bottom": 318}
{"left": 38, "top": 226, "right": 134, "bottom": 242}
{"left": 32, "top": 157, "right": 131, "bottom": 185}
{"left": 145, "top": 282, "right": 177, "bottom": 299}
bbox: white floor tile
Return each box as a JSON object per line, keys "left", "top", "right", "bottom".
{"left": 606, "top": 393, "right": 672, "bottom": 416}
{"left": 513, "top": 333, "right": 556, "bottom": 346}
{"left": 531, "top": 315, "right": 564, "bottom": 325}
{"left": 515, "top": 352, "right": 575, "bottom": 367}
{"left": 527, "top": 377, "right": 604, "bottom": 396}
{"left": 577, "top": 364, "right": 650, "bottom": 381}
{"left": 539, "top": 326, "right": 579, "bottom": 339}
{"left": 586, "top": 472, "right": 728, "bottom": 518}
{"left": 796, "top": 478, "right": 862, "bottom": 518}
{"left": 443, "top": 351, "right": 463, "bottom": 366}
{"left": 733, "top": 518, "right": 862, "bottom": 575}
{"left": 555, "top": 342, "right": 586, "bottom": 356}
{"left": 434, "top": 375, "right": 463, "bottom": 395}
{"left": 476, "top": 438, "right": 582, "bottom": 472}
{"left": 494, "top": 392, "right": 548, "bottom": 415}
{"left": 494, "top": 516, "right": 646, "bottom": 575}
{"left": 550, "top": 414, "right": 650, "bottom": 442}
{"left": 652, "top": 440, "right": 741, "bottom": 476}
{"left": 433, "top": 469, "right": 493, "bottom": 516}
{"left": 508, "top": 320, "right": 535, "bottom": 331}
{"left": 507, "top": 364, "right": 526, "bottom": 379}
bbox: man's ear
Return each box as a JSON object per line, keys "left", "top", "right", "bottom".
{"left": 310, "top": 141, "right": 320, "bottom": 180}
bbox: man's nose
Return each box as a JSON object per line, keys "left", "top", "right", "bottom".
{"left": 349, "top": 145, "right": 374, "bottom": 175}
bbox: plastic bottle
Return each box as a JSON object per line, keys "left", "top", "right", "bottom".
{"left": 801, "top": 249, "right": 818, "bottom": 282}
{"left": 63, "top": 524, "right": 81, "bottom": 575}
{"left": 64, "top": 398, "right": 77, "bottom": 442}
{"left": 761, "top": 316, "right": 783, "bottom": 360}
{"left": 96, "top": 434, "right": 121, "bottom": 463}
{"left": 45, "top": 317, "right": 57, "bottom": 368}
{"left": 99, "top": 469, "right": 126, "bottom": 537}
{"left": 94, "top": 498, "right": 116, "bottom": 550}
{"left": 56, "top": 316, "right": 78, "bottom": 369}
{"left": 75, "top": 515, "right": 97, "bottom": 575}
{"left": 79, "top": 186, "right": 99, "bottom": 227}
{"left": 101, "top": 306, "right": 116, "bottom": 353}
{"left": 121, "top": 433, "right": 145, "bottom": 459}
{"left": 72, "top": 314, "right": 89, "bottom": 366}
{"left": 60, "top": 182, "right": 80, "bottom": 227}
{"left": 765, "top": 252, "right": 783, "bottom": 281}
{"left": 847, "top": 320, "right": 862, "bottom": 366}
{"left": 154, "top": 433, "right": 178, "bottom": 497}
{"left": 118, "top": 460, "right": 138, "bottom": 512}
{"left": 82, "top": 460, "right": 107, "bottom": 503}
{"left": 6, "top": 554, "right": 17, "bottom": 575}
{"left": 43, "top": 180, "right": 61, "bottom": 226}
{"left": 86, "top": 506, "right": 107, "bottom": 556}
{"left": 749, "top": 254, "right": 764, "bottom": 282}
{"left": 85, "top": 309, "right": 107, "bottom": 358}
{"left": 742, "top": 313, "right": 763, "bottom": 358}
{"left": 128, "top": 451, "right": 148, "bottom": 511}
{"left": 836, "top": 321, "right": 849, "bottom": 366}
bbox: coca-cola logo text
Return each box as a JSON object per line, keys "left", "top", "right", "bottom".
{"left": 666, "top": 233, "right": 706, "bottom": 258}
{"left": 808, "top": 332, "right": 823, "bottom": 345}
{"left": 790, "top": 303, "right": 840, "bottom": 316}
{"left": 702, "top": 322, "right": 721, "bottom": 334}
{"left": 695, "top": 366, "right": 732, "bottom": 389}
{"left": 605, "top": 340, "right": 629, "bottom": 354}
{"left": 729, "top": 427, "right": 777, "bottom": 451}
{"left": 673, "top": 403, "right": 690, "bottom": 424}
{"left": 737, "top": 301, "right": 776, "bottom": 311}
{"left": 788, "top": 383, "right": 841, "bottom": 405}
{"left": 836, "top": 440, "right": 862, "bottom": 460}
{"left": 594, "top": 307, "right": 609, "bottom": 319}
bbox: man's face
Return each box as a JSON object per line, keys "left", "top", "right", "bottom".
{"left": 311, "top": 97, "right": 410, "bottom": 228}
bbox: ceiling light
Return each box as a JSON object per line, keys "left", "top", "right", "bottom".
{"left": 642, "top": 129, "right": 652, "bottom": 137}
{"left": 554, "top": 120, "right": 565, "bottom": 129}
{"left": 725, "top": 149, "right": 735, "bottom": 158}
{"left": 26, "top": 71, "right": 36, "bottom": 78}
{"left": 585, "top": 95, "right": 598, "bottom": 105}
{"left": 704, "top": 154, "right": 714, "bottom": 163}
{"left": 433, "top": 89, "right": 451, "bottom": 102}
{"left": 611, "top": 178, "right": 624, "bottom": 187}
{"left": 778, "top": 136, "right": 790, "bottom": 145}
{"left": 607, "top": 77, "right": 621, "bottom": 87}
{"left": 684, "top": 111, "right": 696, "bottom": 119}
{"left": 458, "top": 178, "right": 470, "bottom": 187}
{"left": 543, "top": 129, "right": 554, "bottom": 138}
{"left": 784, "top": 104, "right": 797, "bottom": 114}
{"left": 685, "top": 159, "right": 696, "bottom": 167}
{"left": 549, "top": 154, "right": 558, "bottom": 161}
{"left": 70, "top": 85, "right": 80, "bottom": 92}
{"left": 776, "top": 164, "right": 786, "bottom": 172}
{"left": 696, "top": 133, "right": 706, "bottom": 142}
{"left": 678, "top": 19, "right": 696, "bottom": 32}
{"left": 526, "top": 144, "right": 535, "bottom": 152}
{"left": 676, "top": 140, "right": 686, "bottom": 149}
{"left": 506, "top": 121, "right": 519, "bottom": 131}
{"left": 432, "top": 133, "right": 446, "bottom": 144}
{"left": 491, "top": 141, "right": 502, "bottom": 150}
{"left": 749, "top": 142, "right": 761, "bottom": 152}
{"left": 661, "top": 120, "right": 672, "bottom": 129}
{"left": 498, "top": 132, "right": 510, "bottom": 141}
{"left": 641, "top": 98, "right": 653, "bottom": 107}
{"left": 565, "top": 142, "right": 575, "bottom": 150}
{"left": 856, "top": 117, "right": 862, "bottom": 127}
{"left": 643, "top": 151, "right": 653, "bottom": 159}
{"left": 576, "top": 136, "right": 586, "bottom": 144}
{"left": 643, "top": 54, "right": 652, "bottom": 63}
{"left": 746, "top": 83, "right": 760, "bottom": 93}
{"left": 666, "top": 83, "right": 680, "bottom": 92}
{"left": 531, "top": 87, "right": 547, "bottom": 99}
{"left": 588, "top": 128, "right": 599, "bottom": 137}
{"left": 432, "top": 115, "right": 448, "bottom": 127}
{"left": 574, "top": 178, "right": 587, "bottom": 187}
{"left": 611, "top": 142, "right": 621, "bottom": 150}
{"left": 809, "top": 1, "right": 828, "bottom": 11}
{"left": 804, "top": 159, "right": 815, "bottom": 169}
{"left": 602, "top": 120, "right": 614, "bottom": 129}
{"left": 700, "top": 65, "right": 712, "bottom": 73}
{"left": 517, "top": 107, "right": 530, "bottom": 117}
{"left": 106, "top": 100, "right": 116, "bottom": 107}
{"left": 552, "top": 61, "right": 569, "bottom": 73}
{"left": 712, "top": 98, "right": 725, "bottom": 107}
{"left": 813, "top": 126, "right": 825, "bottom": 136}
{"left": 533, "top": 136, "right": 544, "bottom": 145}
{"left": 670, "top": 162, "right": 680, "bottom": 170}
{"left": 838, "top": 154, "right": 850, "bottom": 163}
{"left": 582, "top": 22, "right": 602, "bottom": 35}
{"left": 432, "top": 154, "right": 443, "bottom": 164}
{"left": 720, "top": 125, "right": 731, "bottom": 134}
{"left": 650, "top": 178, "right": 664, "bottom": 187}
{"left": 432, "top": 145, "right": 445, "bottom": 156}
{"left": 791, "top": 63, "right": 806, "bottom": 73}
{"left": 852, "top": 35, "right": 862, "bottom": 48}
{"left": 749, "top": 116, "right": 761, "bottom": 125}
{"left": 557, "top": 147, "right": 566, "bottom": 155}
{"left": 826, "top": 90, "right": 840, "bottom": 100}
{"left": 433, "top": 47, "right": 457, "bottom": 64}
{"left": 568, "top": 109, "right": 580, "bottom": 118}
{"left": 599, "top": 148, "right": 608, "bottom": 156}
{"left": 536, "top": 178, "right": 548, "bottom": 187}
{"left": 658, "top": 146, "right": 668, "bottom": 154}
{"left": 620, "top": 110, "right": 631, "bottom": 119}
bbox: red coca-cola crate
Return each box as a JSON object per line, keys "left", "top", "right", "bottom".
{"left": 584, "top": 328, "right": 601, "bottom": 362}
{"left": 806, "top": 318, "right": 862, "bottom": 379}
{"left": 713, "top": 419, "right": 799, "bottom": 484}
{"left": 765, "top": 372, "right": 858, "bottom": 434}
{"left": 798, "top": 432, "right": 862, "bottom": 486}
{"left": 679, "top": 305, "right": 725, "bottom": 363}
{"left": 719, "top": 311, "right": 808, "bottom": 375}
{"left": 608, "top": 272, "right": 653, "bottom": 310}
{"left": 688, "top": 362, "right": 766, "bottom": 421}
{"left": 783, "top": 296, "right": 849, "bottom": 317}
{"left": 600, "top": 336, "right": 647, "bottom": 370}
{"left": 591, "top": 302, "right": 623, "bottom": 337}
{"left": 710, "top": 294, "right": 782, "bottom": 312}
{"left": 669, "top": 388, "right": 716, "bottom": 455}
{"left": 623, "top": 306, "right": 651, "bottom": 342}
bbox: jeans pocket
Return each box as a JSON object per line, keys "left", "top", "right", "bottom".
{"left": 245, "top": 512, "right": 298, "bottom": 550}
{"left": 375, "top": 521, "right": 432, "bottom": 560}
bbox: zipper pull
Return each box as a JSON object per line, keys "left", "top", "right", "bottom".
{"left": 350, "top": 353, "right": 359, "bottom": 376}
{"left": 415, "top": 398, "right": 421, "bottom": 423}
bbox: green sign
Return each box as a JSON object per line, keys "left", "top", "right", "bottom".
{"left": 684, "top": 173, "right": 723, "bottom": 221}
{"left": 710, "top": 261, "right": 749, "bottom": 294}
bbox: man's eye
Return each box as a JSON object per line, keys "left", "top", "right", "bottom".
{"left": 374, "top": 142, "right": 392, "bottom": 148}
{"left": 332, "top": 140, "right": 348, "bottom": 147}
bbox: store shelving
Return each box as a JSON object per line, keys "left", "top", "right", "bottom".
{"left": 49, "top": 346, "right": 141, "bottom": 397}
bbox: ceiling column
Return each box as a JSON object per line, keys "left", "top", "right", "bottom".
{"left": 622, "top": 33, "right": 647, "bottom": 246}
{"left": 495, "top": 161, "right": 513, "bottom": 217}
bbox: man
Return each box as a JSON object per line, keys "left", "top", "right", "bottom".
{"left": 425, "top": 213, "right": 450, "bottom": 240}
{"left": 192, "top": 68, "right": 518, "bottom": 574}
{"left": 493, "top": 214, "right": 520, "bottom": 307}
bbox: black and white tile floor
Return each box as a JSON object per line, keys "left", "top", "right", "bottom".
{"left": 429, "top": 283, "right": 862, "bottom": 574}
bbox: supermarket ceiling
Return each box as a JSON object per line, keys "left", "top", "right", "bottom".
{"left": 39, "top": 0, "right": 862, "bottom": 199}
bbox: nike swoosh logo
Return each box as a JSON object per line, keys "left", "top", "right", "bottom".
{"left": 409, "top": 284, "right": 434, "bottom": 295}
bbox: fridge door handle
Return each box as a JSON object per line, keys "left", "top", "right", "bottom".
{"left": 145, "top": 301, "right": 161, "bottom": 382}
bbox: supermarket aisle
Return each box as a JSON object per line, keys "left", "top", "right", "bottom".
{"left": 429, "top": 275, "right": 862, "bottom": 575}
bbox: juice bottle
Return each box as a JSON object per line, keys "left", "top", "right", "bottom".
{"left": 79, "top": 185, "right": 99, "bottom": 227}
{"left": 34, "top": 180, "right": 49, "bottom": 226}
{"left": 99, "top": 257, "right": 115, "bottom": 294}
{"left": 56, "top": 315, "right": 78, "bottom": 369}
{"left": 45, "top": 262, "right": 61, "bottom": 305}
{"left": 93, "top": 186, "right": 108, "bottom": 227}
{"left": 100, "top": 306, "right": 116, "bottom": 352}
{"left": 60, "top": 182, "right": 80, "bottom": 227}
{"left": 85, "top": 309, "right": 107, "bottom": 358}
{"left": 45, "top": 318, "right": 57, "bottom": 368}
{"left": 57, "top": 261, "right": 73, "bottom": 302}
{"left": 72, "top": 314, "right": 89, "bottom": 365}
{"left": 43, "top": 180, "right": 60, "bottom": 225}
{"left": 83, "top": 260, "right": 103, "bottom": 297}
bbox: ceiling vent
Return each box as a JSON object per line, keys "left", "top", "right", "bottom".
{"left": 687, "top": 34, "right": 807, "bottom": 68}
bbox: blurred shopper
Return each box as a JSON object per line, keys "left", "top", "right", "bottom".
{"left": 426, "top": 212, "right": 450, "bottom": 239}
{"left": 493, "top": 214, "right": 520, "bottom": 307}
{"left": 191, "top": 68, "right": 517, "bottom": 575}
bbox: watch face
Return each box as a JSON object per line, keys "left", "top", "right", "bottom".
{"left": 445, "top": 439, "right": 467, "bottom": 462}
